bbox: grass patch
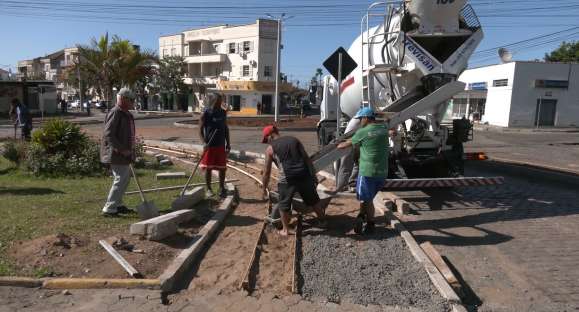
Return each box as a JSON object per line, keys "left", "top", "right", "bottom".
{"left": 0, "top": 156, "right": 203, "bottom": 276}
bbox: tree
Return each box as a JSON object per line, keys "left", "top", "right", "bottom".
{"left": 155, "top": 56, "right": 190, "bottom": 111}
{"left": 67, "top": 33, "right": 157, "bottom": 108}
{"left": 315, "top": 67, "right": 323, "bottom": 85}
{"left": 544, "top": 41, "right": 579, "bottom": 62}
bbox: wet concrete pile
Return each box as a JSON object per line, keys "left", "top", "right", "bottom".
{"left": 300, "top": 227, "right": 450, "bottom": 311}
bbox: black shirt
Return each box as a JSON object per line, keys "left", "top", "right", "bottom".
{"left": 202, "top": 107, "right": 227, "bottom": 147}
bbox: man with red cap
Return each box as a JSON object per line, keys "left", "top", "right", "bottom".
{"left": 261, "top": 125, "right": 326, "bottom": 236}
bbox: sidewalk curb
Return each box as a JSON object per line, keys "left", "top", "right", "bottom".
{"left": 0, "top": 276, "right": 160, "bottom": 289}
{"left": 42, "top": 278, "right": 160, "bottom": 289}
{"left": 0, "top": 277, "right": 44, "bottom": 288}
{"left": 173, "top": 120, "right": 317, "bottom": 132}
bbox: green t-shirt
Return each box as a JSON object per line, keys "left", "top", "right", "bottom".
{"left": 351, "top": 123, "right": 389, "bottom": 177}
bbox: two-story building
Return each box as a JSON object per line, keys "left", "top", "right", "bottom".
{"left": 159, "top": 19, "right": 293, "bottom": 115}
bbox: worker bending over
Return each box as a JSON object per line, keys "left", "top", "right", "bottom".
{"left": 337, "top": 107, "right": 389, "bottom": 234}
{"left": 261, "top": 125, "right": 327, "bottom": 236}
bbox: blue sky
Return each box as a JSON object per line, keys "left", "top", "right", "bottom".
{"left": 1, "top": 0, "right": 578, "bottom": 84}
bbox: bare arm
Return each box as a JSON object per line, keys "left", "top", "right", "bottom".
{"left": 262, "top": 146, "right": 274, "bottom": 196}
{"left": 198, "top": 112, "right": 205, "bottom": 143}
{"left": 337, "top": 139, "right": 353, "bottom": 149}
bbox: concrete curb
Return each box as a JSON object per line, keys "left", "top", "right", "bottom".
{"left": 159, "top": 183, "right": 238, "bottom": 292}
{"left": 173, "top": 120, "right": 317, "bottom": 132}
{"left": 42, "top": 278, "right": 160, "bottom": 289}
{"left": 0, "top": 277, "right": 44, "bottom": 288}
{"left": 0, "top": 277, "right": 160, "bottom": 289}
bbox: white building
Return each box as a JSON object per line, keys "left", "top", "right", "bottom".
{"left": 16, "top": 47, "right": 79, "bottom": 100}
{"left": 454, "top": 61, "right": 579, "bottom": 127}
{"left": 159, "top": 19, "right": 293, "bottom": 115}
{"left": 0, "top": 68, "right": 11, "bottom": 81}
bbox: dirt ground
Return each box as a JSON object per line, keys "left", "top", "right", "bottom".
{"left": 7, "top": 200, "right": 216, "bottom": 279}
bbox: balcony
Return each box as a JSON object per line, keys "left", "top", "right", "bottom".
{"left": 185, "top": 54, "right": 226, "bottom": 64}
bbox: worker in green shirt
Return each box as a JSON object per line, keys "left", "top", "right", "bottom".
{"left": 337, "top": 107, "right": 388, "bottom": 234}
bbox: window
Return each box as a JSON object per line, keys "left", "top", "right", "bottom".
{"left": 243, "top": 41, "right": 251, "bottom": 52}
{"left": 264, "top": 65, "right": 272, "bottom": 77}
{"left": 492, "top": 79, "right": 508, "bottom": 87}
{"left": 229, "top": 42, "right": 236, "bottom": 54}
{"left": 162, "top": 49, "right": 167, "bottom": 57}
{"left": 242, "top": 65, "right": 250, "bottom": 77}
{"left": 171, "top": 48, "right": 176, "bottom": 56}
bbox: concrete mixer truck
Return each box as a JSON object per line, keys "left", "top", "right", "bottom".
{"left": 312, "top": 0, "right": 502, "bottom": 188}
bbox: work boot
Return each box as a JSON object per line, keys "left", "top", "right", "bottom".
{"left": 353, "top": 215, "right": 364, "bottom": 234}
{"left": 116, "top": 206, "right": 134, "bottom": 214}
{"left": 363, "top": 221, "right": 376, "bottom": 235}
{"left": 219, "top": 188, "right": 228, "bottom": 199}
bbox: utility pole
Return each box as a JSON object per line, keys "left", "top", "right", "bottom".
{"left": 267, "top": 13, "right": 292, "bottom": 122}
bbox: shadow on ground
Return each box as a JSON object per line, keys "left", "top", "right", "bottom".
{"left": 0, "top": 187, "right": 65, "bottom": 196}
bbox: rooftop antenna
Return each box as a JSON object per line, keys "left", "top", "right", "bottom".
{"left": 498, "top": 47, "right": 513, "bottom": 63}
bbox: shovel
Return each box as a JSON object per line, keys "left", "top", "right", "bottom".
{"left": 129, "top": 164, "right": 160, "bottom": 220}
{"left": 171, "top": 130, "right": 217, "bottom": 211}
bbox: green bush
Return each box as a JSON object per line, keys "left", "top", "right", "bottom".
{"left": 25, "top": 119, "right": 105, "bottom": 177}
{"left": 1, "top": 140, "right": 27, "bottom": 164}
{"left": 31, "top": 119, "right": 87, "bottom": 156}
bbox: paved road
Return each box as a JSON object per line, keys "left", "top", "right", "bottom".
{"left": 399, "top": 162, "right": 579, "bottom": 311}
{"left": 467, "top": 129, "right": 579, "bottom": 174}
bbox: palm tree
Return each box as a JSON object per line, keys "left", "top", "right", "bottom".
{"left": 71, "top": 33, "right": 157, "bottom": 108}
{"left": 315, "top": 68, "right": 323, "bottom": 86}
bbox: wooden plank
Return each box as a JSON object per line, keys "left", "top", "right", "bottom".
{"left": 239, "top": 221, "right": 266, "bottom": 292}
{"left": 420, "top": 242, "right": 461, "bottom": 288}
{"left": 99, "top": 240, "right": 142, "bottom": 278}
{"left": 291, "top": 215, "right": 302, "bottom": 294}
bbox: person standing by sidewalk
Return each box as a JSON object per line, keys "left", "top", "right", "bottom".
{"left": 337, "top": 107, "right": 388, "bottom": 234}
{"left": 199, "top": 93, "right": 231, "bottom": 198}
{"left": 10, "top": 98, "right": 33, "bottom": 141}
{"left": 261, "top": 125, "right": 327, "bottom": 236}
{"left": 100, "top": 88, "right": 137, "bottom": 217}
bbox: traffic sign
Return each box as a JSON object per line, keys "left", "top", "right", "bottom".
{"left": 323, "top": 47, "right": 358, "bottom": 81}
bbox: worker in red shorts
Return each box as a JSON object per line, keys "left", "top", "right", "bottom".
{"left": 199, "top": 93, "right": 231, "bottom": 198}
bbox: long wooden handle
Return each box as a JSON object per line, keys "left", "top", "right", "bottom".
{"left": 129, "top": 164, "right": 146, "bottom": 202}
{"left": 179, "top": 130, "right": 218, "bottom": 197}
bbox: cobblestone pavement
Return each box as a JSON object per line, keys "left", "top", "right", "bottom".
{"left": 399, "top": 162, "right": 579, "bottom": 311}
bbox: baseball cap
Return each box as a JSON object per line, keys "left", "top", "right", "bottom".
{"left": 261, "top": 125, "right": 278, "bottom": 143}
{"left": 354, "top": 107, "right": 375, "bottom": 119}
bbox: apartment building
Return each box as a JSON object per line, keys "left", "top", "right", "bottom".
{"left": 17, "top": 47, "right": 79, "bottom": 100}
{"left": 159, "top": 19, "right": 293, "bottom": 115}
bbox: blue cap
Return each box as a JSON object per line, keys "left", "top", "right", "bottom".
{"left": 354, "top": 107, "right": 375, "bottom": 119}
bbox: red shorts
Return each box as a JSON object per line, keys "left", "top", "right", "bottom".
{"left": 200, "top": 146, "right": 227, "bottom": 170}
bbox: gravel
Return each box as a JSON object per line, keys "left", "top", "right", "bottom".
{"left": 300, "top": 227, "right": 451, "bottom": 312}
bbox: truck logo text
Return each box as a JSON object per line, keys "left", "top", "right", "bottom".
{"left": 405, "top": 39, "right": 435, "bottom": 71}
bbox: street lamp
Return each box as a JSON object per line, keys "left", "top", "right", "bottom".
{"left": 266, "top": 13, "right": 293, "bottom": 122}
